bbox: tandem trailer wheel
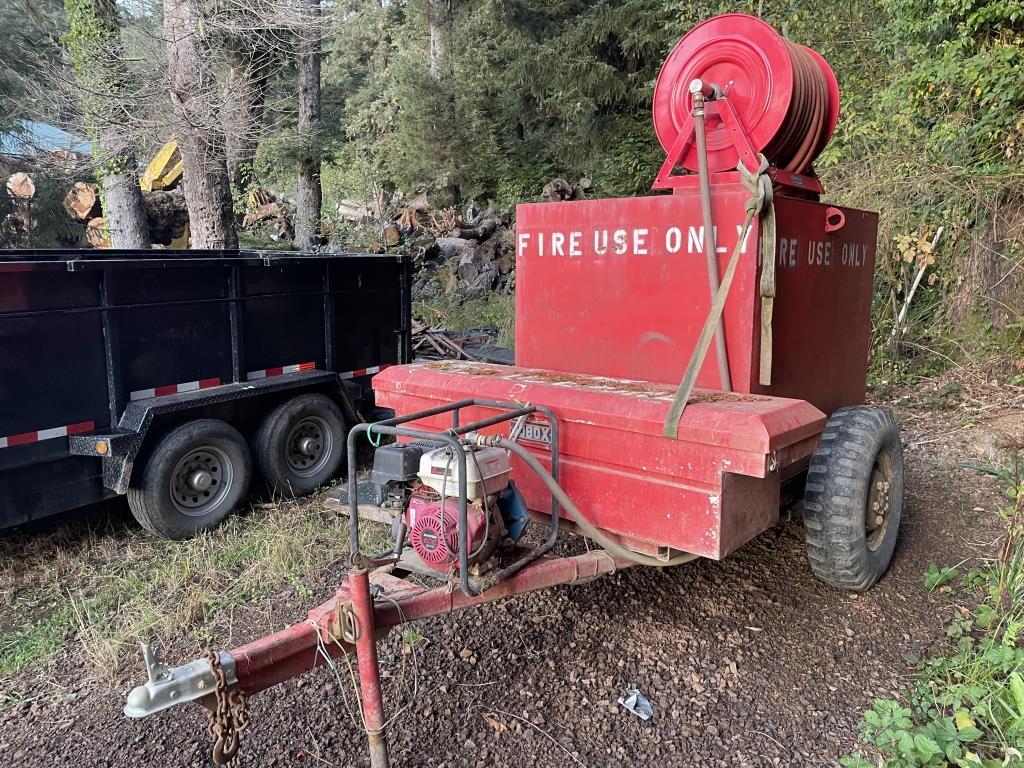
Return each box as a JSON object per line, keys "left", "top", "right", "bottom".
{"left": 127, "top": 419, "right": 254, "bottom": 539}
{"left": 254, "top": 394, "right": 347, "bottom": 497}
{"left": 803, "top": 406, "right": 904, "bottom": 591}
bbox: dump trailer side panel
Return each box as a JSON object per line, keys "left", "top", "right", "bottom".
{"left": 0, "top": 250, "right": 410, "bottom": 530}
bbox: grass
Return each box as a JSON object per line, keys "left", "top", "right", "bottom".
{"left": 843, "top": 448, "right": 1024, "bottom": 768}
{"left": 0, "top": 487, "right": 390, "bottom": 688}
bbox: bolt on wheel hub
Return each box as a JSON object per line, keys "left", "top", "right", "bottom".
{"left": 865, "top": 452, "right": 894, "bottom": 551}
{"left": 170, "top": 446, "right": 234, "bottom": 516}
{"left": 285, "top": 416, "right": 334, "bottom": 477}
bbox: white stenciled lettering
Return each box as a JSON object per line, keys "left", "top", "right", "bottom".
{"left": 688, "top": 226, "right": 733, "bottom": 254}
{"left": 665, "top": 227, "right": 682, "bottom": 253}
{"left": 537, "top": 232, "right": 544, "bottom": 256}
{"left": 551, "top": 232, "right": 565, "bottom": 256}
{"left": 633, "top": 228, "right": 649, "bottom": 255}
{"left": 569, "top": 231, "right": 582, "bottom": 257}
{"left": 842, "top": 243, "right": 868, "bottom": 267}
{"left": 613, "top": 229, "right": 628, "bottom": 255}
{"left": 807, "top": 240, "right": 832, "bottom": 266}
{"left": 517, "top": 233, "right": 530, "bottom": 258}
{"left": 593, "top": 230, "right": 608, "bottom": 255}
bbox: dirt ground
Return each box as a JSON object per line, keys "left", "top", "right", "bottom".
{"left": 0, "top": 393, "right": 1020, "bottom": 768}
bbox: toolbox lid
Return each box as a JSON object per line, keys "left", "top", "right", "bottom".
{"left": 374, "top": 361, "right": 825, "bottom": 455}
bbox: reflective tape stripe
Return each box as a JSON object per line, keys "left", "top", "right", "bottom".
{"left": 246, "top": 362, "right": 317, "bottom": 381}
{"left": 338, "top": 364, "right": 390, "bottom": 380}
{"left": 0, "top": 420, "right": 95, "bottom": 449}
{"left": 130, "top": 377, "right": 221, "bottom": 402}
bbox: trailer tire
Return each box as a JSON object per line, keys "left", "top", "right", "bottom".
{"left": 254, "top": 394, "right": 347, "bottom": 497}
{"left": 803, "top": 406, "right": 904, "bottom": 591}
{"left": 127, "top": 419, "right": 253, "bottom": 539}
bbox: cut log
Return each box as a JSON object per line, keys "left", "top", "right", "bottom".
{"left": 408, "top": 229, "right": 439, "bottom": 262}
{"left": 243, "top": 201, "right": 283, "bottom": 229}
{"left": 381, "top": 223, "right": 401, "bottom": 246}
{"left": 336, "top": 199, "right": 372, "bottom": 221}
{"left": 542, "top": 177, "right": 574, "bottom": 202}
{"left": 6, "top": 172, "right": 36, "bottom": 199}
{"left": 86, "top": 217, "right": 111, "bottom": 248}
{"left": 397, "top": 207, "right": 422, "bottom": 234}
{"left": 457, "top": 251, "right": 479, "bottom": 284}
{"left": 65, "top": 182, "right": 101, "bottom": 220}
{"left": 449, "top": 213, "right": 499, "bottom": 241}
{"left": 436, "top": 236, "right": 474, "bottom": 261}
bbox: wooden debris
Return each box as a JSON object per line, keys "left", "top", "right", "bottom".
{"left": 406, "top": 192, "right": 430, "bottom": 212}
{"left": 542, "top": 176, "right": 589, "bottom": 202}
{"left": 85, "top": 217, "right": 110, "bottom": 248}
{"left": 337, "top": 198, "right": 373, "bottom": 221}
{"left": 411, "top": 320, "right": 487, "bottom": 361}
{"left": 243, "top": 201, "right": 283, "bottom": 229}
{"left": 428, "top": 208, "right": 459, "bottom": 237}
{"left": 6, "top": 172, "right": 36, "bottom": 199}
{"left": 397, "top": 206, "right": 422, "bottom": 233}
{"left": 449, "top": 210, "right": 499, "bottom": 241}
{"left": 381, "top": 223, "right": 401, "bottom": 246}
{"left": 64, "top": 181, "right": 101, "bottom": 220}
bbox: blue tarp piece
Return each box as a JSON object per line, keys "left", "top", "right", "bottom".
{"left": 0, "top": 120, "right": 91, "bottom": 157}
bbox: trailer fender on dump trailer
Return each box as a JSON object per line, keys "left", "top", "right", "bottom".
{"left": 0, "top": 249, "right": 410, "bottom": 537}
{"left": 124, "top": 15, "right": 905, "bottom": 768}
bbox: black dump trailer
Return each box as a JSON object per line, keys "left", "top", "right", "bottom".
{"left": 0, "top": 249, "right": 410, "bottom": 538}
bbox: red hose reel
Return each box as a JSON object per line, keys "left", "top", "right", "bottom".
{"left": 651, "top": 14, "right": 840, "bottom": 187}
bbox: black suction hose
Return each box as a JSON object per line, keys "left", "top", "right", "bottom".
{"left": 469, "top": 433, "right": 698, "bottom": 568}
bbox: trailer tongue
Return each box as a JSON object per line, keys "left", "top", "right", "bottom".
{"left": 124, "top": 14, "right": 903, "bottom": 768}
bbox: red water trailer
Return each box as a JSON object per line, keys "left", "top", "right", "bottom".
{"left": 125, "top": 15, "right": 903, "bottom": 768}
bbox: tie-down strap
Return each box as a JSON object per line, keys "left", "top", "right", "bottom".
{"left": 663, "top": 156, "right": 772, "bottom": 439}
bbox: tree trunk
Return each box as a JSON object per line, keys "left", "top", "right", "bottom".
{"left": 294, "top": 0, "right": 322, "bottom": 252}
{"left": 99, "top": 125, "right": 153, "bottom": 248}
{"left": 951, "top": 195, "right": 1024, "bottom": 331}
{"left": 163, "top": 0, "right": 237, "bottom": 249}
{"left": 222, "top": 46, "right": 273, "bottom": 192}
{"left": 427, "top": 0, "right": 452, "bottom": 83}
{"left": 64, "top": 0, "right": 151, "bottom": 249}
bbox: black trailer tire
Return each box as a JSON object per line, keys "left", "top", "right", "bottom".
{"left": 127, "top": 419, "right": 253, "bottom": 539}
{"left": 254, "top": 394, "right": 347, "bottom": 497}
{"left": 803, "top": 406, "right": 904, "bottom": 591}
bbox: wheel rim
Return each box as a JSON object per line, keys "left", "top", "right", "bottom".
{"left": 170, "top": 445, "right": 234, "bottom": 517}
{"left": 285, "top": 416, "right": 333, "bottom": 478}
{"left": 865, "top": 451, "right": 895, "bottom": 551}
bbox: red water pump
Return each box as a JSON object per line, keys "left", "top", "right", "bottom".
{"left": 370, "top": 440, "right": 521, "bottom": 572}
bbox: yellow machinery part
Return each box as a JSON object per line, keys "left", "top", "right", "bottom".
{"left": 140, "top": 139, "right": 184, "bottom": 192}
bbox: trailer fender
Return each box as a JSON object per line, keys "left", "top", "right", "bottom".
{"left": 70, "top": 371, "right": 359, "bottom": 494}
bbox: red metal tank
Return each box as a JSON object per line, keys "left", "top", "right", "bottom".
{"left": 514, "top": 179, "right": 877, "bottom": 416}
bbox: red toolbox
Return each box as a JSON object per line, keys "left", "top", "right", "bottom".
{"left": 374, "top": 361, "right": 825, "bottom": 559}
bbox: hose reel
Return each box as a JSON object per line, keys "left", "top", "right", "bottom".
{"left": 652, "top": 13, "right": 840, "bottom": 187}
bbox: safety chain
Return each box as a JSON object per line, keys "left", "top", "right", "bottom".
{"left": 203, "top": 648, "right": 250, "bottom": 766}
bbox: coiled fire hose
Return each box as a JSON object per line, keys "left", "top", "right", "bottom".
{"left": 764, "top": 39, "right": 831, "bottom": 173}
{"left": 652, "top": 14, "right": 839, "bottom": 175}
{"left": 469, "top": 433, "right": 698, "bottom": 568}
